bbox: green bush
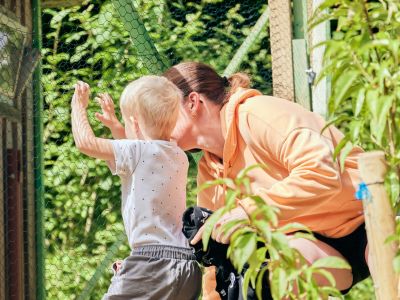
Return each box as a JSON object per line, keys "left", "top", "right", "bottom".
{"left": 311, "top": 0, "right": 400, "bottom": 299}
{"left": 43, "top": 0, "right": 271, "bottom": 298}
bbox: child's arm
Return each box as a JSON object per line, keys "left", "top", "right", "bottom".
{"left": 95, "top": 93, "right": 127, "bottom": 139}
{"left": 71, "top": 81, "right": 114, "bottom": 161}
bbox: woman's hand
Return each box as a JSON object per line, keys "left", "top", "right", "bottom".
{"left": 95, "top": 93, "right": 126, "bottom": 139}
{"left": 191, "top": 206, "right": 249, "bottom": 245}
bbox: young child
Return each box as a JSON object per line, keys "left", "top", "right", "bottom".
{"left": 71, "top": 77, "right": 202, "bottom": 300}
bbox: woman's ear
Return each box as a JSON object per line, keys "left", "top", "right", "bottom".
{"left": 187, "top": 91, "right": 201, "bottom": 117}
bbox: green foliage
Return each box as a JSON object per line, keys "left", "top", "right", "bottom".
{"left": 311, "top": 1, "right": 400, "bottom": 298}
{"left": 311, "top": 0, "right": 400, "bottom": 208}
{"left": 43, "top": 0, "right": 271, "bottom": 298}
{"left": 200, "top": 167, "right": 350, "bottom": 300}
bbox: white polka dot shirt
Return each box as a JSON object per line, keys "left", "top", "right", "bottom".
{"left": 108, "top": 140, "right": 189, "bottom": 249}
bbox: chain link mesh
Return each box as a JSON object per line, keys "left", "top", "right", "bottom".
{"left": 39, "top": 1, "right": 271, "bottom": 298}
{"left": 269, "top": 0, "right": 294, "bottom": 102}
{"left": 0, "top": 0, "right": 378, "bottom": 299}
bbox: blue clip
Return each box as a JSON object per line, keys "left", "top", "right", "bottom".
{"left": 355, "top": 182, "right": 371, "bottom": 202}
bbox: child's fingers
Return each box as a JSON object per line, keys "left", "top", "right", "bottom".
{"left": 104, "top": 93, "right": 114, "bottom": 103}
{"left": 77, "top": 82, "right": 82, "bottom": 94}
{"left": 81, "top": 81, "right": 89, "bottom": 90}
{"left": 99, "top": 94, "right": 110, "bottom": 106}
{"left": 95, "top": 112, "right": 106, "bottom": 123}
{"left": 95, "top": 96, "right": 104, "bottom": 106}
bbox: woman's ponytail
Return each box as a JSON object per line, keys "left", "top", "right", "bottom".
{"left": 227, "top": 72, "right": 251, "bottom": 95}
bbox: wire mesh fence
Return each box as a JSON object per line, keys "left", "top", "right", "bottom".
{"left": 0, "top": 1, "right": 41, "bottom": 299}
{"left": 0, "top": 0, "right": 380, "bottom": 299}
{"left": 39, "top": 1, "right": 271, "bottom": 299}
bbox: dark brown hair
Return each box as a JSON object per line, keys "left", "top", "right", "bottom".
{"left": 163, "top": 62, "right": 250, "bottom": 106}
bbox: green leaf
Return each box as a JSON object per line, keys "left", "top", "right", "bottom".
{"left": 225, "top": 189, "right": 240, "bottom": 208}
{"left": 270, "top": 267, "right": 287, "bottom": 300}
{"left": 354, "top": 88, "right": 366, "bottom": 117}
{"left": 339, "top": 141, "right": 354, "bottom": 172}
{"left": 256, "top": 265, "right": 269, "bottom": 300}
{"left": 332, "top": 70, "right": 359, "bottom": 110}
{"left": 312, "top": 256, "right": 351, "bottom": 270}
{"left": 237, "top": 164, "right": 267, "bottom": 181}
{"left": 314, "top": 269, "right": 336, "bottom": 287}
{"left": 196, "top": 178, "right": 235, "bottom": 193}
{"left": 278, "top": 222, "right": 311, "bottom": 234}
{"left": 333, "top": 136, "right": 350, "bottom": 161}
{"left": 230, "top": 231, "right": 257, "bottom": 273}
{"left": 393, "top": 255, "right": 400, "bottom": 273}
{"left": 201, "top": 208, "right": 226, "bottom": 251}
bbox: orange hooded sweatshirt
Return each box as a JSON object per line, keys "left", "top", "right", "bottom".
{"left": 197, "top": 88, "right": 365, "bottom": 300}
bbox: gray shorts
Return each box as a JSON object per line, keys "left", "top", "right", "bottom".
{"left": 102, "top": 245, "right": 202, "bottom": 300}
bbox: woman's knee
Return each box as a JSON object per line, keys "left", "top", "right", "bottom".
{"left": 288, "top": 237, "right": 353, "bottom": 291}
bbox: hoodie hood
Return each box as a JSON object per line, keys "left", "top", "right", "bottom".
{"left": 220, "top": 88, "right": 262, "bottom": 175}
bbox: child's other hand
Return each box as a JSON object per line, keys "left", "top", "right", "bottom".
{"left": 72, "top": 81, "right": 90, "bottom": 109}
{"left": 95, "top": 93, "right": 120, "bottom": 128}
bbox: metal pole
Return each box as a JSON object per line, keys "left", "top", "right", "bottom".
{"left": 111, "top": 0, "right": 169, "bottom": 74}
{"left": 32, "top": 0, "right": 45, "bottom": 298}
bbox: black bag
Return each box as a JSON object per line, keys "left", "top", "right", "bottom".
{"left": 182, "top": 206, "right": 272, "bottom": 300}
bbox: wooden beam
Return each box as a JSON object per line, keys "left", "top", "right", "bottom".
{"left": 269, "top": 0, "right": 294, "bottom": 101}
{"left": 292, "top": 0, "right": 312, "bottom": 111}
{"left": 0, "top": 120, "right": 5, "bottom": 300}
{"left": 308, "top": 0, "right": 330, "bottom": 118}
{"left": 41, "top": 0, "right": 86, "bottom": 8}
{"left": 0, "top": 103, "right": 21, "bottom": 123}
{"left": 292, "top": 39, "right": 311, "bottom": 110}
{"left": 358, "top": 151, "right": 399, "bottom": 300}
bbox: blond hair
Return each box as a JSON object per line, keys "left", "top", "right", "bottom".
{"left": 120, "top": 75, "right": 183, "bottom": 140}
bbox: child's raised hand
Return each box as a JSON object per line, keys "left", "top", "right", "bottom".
{"left": 72, "top": 81, "right": 90, "bottom": 108}
{"left": 95, "top": 93, "right": 120, "bottom": 128}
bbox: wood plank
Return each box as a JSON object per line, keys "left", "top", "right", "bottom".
{"left": 42, "top": 0, "right": 85, "bottom": 8}
{"left": 0, "top": 119, "right": 6, "bottom": 300}
{"left": 358, "top": 152, "right": 399, "bottom": 300}
{"left": 0, "top": 103, "right": 21, "bottom": 123}
{"left": 3, "top": 0, "right": 11, "bottom": 11}
{"left": 14, "top": 0, "right": 21, "bottom": 20}
{"left": 22, "top": 0, "right": 36, "bottom": 297}
{"left": 293, "top": 0, "right": 308, "bottom": 39}
{"left": 14, "top": 1, "right": 24, "bottom": 293}
{"left": 308, "top": 0, "right": 330, "bottom": 118}
{"left": 269, "top": 0, "right": 295, "bottom": 101}
{"left": 5, "top": 120, "right": 23, "bottom": 300}
{"left": 22, "top": 1, "right": 37, "bottom": 300}
{"left": 292, "top": 39, "right": 312, "bottom": 110}
{"left": 22, "top": 88, "right": 36, "bottom": 300}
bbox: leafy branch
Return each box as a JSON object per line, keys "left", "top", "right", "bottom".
{"left": 199, "top": 166, "right": 349, "bottom": 299}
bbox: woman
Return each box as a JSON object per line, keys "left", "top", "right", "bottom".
{"left": 98, "top": 62, "right": 370, "bottom": 299}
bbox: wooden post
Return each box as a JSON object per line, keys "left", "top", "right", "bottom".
{"left": 308, "top": 0, "right": 330, "bottom": 118}
{"left": 269, "top": 0, "right": 295, "bottom": 101}
{"left": 358, "top": 151, "right": 399, "bottom": 300}
{"left": 292, "top": 0, "right": 312, "bottom": 111}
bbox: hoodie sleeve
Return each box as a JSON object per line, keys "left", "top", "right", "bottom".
{"left": 238, "top": 113, "right": 342, "bottom": 220}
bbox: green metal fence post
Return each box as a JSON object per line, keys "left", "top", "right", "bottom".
{"left": 111, "top": 0, "right": 170, "bottom": 74}
{"left": 32, "top": 0, "right": 45, "bottom": 298}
